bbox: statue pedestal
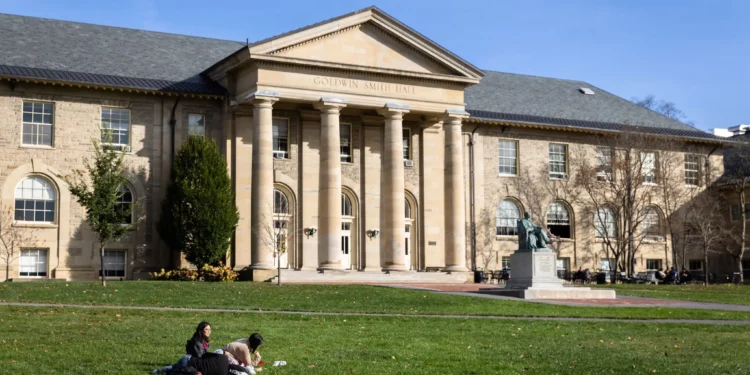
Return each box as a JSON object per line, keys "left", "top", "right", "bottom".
{"left": 478, "top": 250, "right": 616, "bottom": 300}
{"left": 506, "top": 251, "right": 564, "bottom": 290}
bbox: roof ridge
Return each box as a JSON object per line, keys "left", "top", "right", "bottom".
{"left": 0, "top": 12, "right": 246, "bottom": 45}
{"left": 481, "top": 69, "right": 587, "bottom": 85}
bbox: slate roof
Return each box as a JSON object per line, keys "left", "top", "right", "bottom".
{"left": 0, "top": 13, "right": 244, "bottom": 95}
{"left": 0, "top": 13, "right": 724, "bottom": 142}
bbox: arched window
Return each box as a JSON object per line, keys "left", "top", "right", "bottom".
{"left": 14, "top": 176, "right": 56, "bottom": 223}
{"left": 642, "top": 207, "right": 664, "bottom": 241}
{"left": 594, "top": 206, "right": 616, "bottom": 238}
{"left": 342, "top": 194, "right": 352, "bottom": 217}
{"left": 547, "top": 202, "right": 571, "bottom": 238}
{"left": 496, "top": 199, "right": 521, "bottom": 236}
{"left": 116, "top": 185, "right": 133, "bottom": 224}
{"left": 274, "top": 189, "right": 289, "bottom": 215}
{"left": 405, "top": 198, "right": 412, "bottom": 219}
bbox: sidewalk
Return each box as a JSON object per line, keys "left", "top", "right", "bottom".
{"left": 379, "top": 283, "right": 750, "bottom": 312}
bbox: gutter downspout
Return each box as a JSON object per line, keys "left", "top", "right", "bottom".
{"left": 469, "top": 126, "right": 480, "bottom": 272}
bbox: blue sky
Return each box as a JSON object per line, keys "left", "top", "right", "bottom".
{"left": 2, "top": 0, "right": 748, "bottom": 131}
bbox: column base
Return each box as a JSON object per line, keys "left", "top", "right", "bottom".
{"left": 443, "top": 265, "right": 469, "bottom": 272}
{"left": 317, "top": 263, "right": 346, "bottom": 271}
{"left": 249, "top": 263, "right": 275, "bottom": 270}
{"left": 382, "top": 265, "right": 408, "bottom": 272}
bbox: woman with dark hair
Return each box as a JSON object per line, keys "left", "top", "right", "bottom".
{"left": 186, "top": 321, "right": 212, "bottom": 358}
{"left": 223, "top": 333, "right": 264, "bottom": 368}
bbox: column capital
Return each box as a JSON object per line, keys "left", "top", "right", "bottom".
{"left": 377, "top": 103, "right": 410, "bottom": 118}
{"left": 444, "top": 109, "right": 470, "bottom": 123}
{"left": 244, "top": 90, "right": 280, "bottom": 106}
{"left": 314, "top": 97, "right": 347, "bottom": 113}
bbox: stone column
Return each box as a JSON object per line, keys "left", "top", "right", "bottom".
{"left": 378, "top": 103, "right": 410, "bottom": 271}
{"left": 249, "top": 91, "right": 279, "bottom": 270}
{"left": 313, "top": 98, "right": 347, "bottom": 271}
{"left": 443, "top": 110, "right": 469, "bottom": 272}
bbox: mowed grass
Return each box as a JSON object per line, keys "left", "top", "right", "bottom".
{"left": 1, "top": 281, "right": 750, "bottom": 321}
{"left": 593, "top": 284, "right": 750, "bottom": 306}
{"left": 1, "top": 305, "right": 749, "bottom": 375}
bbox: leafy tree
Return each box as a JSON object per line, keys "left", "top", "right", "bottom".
{"left": 60, "top": 136, "right": 132, "bottom": 286}
{"left": 159, "top": 135, "right": 238, "bottom": 268}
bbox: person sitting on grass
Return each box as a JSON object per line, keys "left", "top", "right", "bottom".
{"left": 223, "top": 333, "right": 264, "bottom": 368}
{"left": 187, "top": 321, "right": 212, "bottom": 358}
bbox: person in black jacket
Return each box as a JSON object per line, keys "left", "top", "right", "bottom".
{"left": 186, "top": 321, "right": 212, "bottom": 358}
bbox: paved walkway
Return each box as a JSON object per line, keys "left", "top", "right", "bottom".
{"left": 381, "top": 283, "right": 750, "bottom": 312}
{"left": 1, "top": 301, "right": 749, "bottom": 325}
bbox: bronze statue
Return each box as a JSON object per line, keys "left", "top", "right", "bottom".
{"left": 517, "top": 211, "right": 552, "bottom": 252}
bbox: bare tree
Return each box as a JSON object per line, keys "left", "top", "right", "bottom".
{"left": 573, "top": 130, "right": 661, "bottom": 278}
{"left": 633, "top": 95, "right": 694, "bottom": 126}
{"left": 720, "top": 140, "right": 750, "bottom": 283}
{"left": 0, "top": 205, "right": 38, "bottom": 281}
{"left": 685, "top": 189, "right": 729, "bottom": 284}
{"left": 254, "top": 199, "right": 296, "bottom": 286}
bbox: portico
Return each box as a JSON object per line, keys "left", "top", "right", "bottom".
{"left": 205, "top": 8, "right": 483, "bottom": 279}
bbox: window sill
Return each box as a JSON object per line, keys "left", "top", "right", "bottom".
{"left": 19, "top": 144, "right": 55, "bottom": 150}
{"left": 552, "top": 238, "right": 575, "bottom": 243}
{"left": 341, "top": 161, "right": 356, "bottom": 165}
{"left": 273, "top": 157, "right": 292, "bottom": 162}
{"left": 495, "top": 236, "right": 518, "bottom": 241}
{"left": 13, "top": 222, "right": 58, "bottom": 229}
{"left": 684, "top": 185, "right": 701, "bottom": 189}
{"left": 498, "top": 173, "right": 518, "bottom": 178}
{"left": 643, "top": 239, "right": 666, "bottom": 244}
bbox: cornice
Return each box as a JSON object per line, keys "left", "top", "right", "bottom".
{"left": 252, "top": 57, "right": 471, "bottom": 88}
{"left": 0, "top": 76, "right": 223, "bottom": 100}
{"left": 464, "top": 117, "right": 728, "bottom": 145}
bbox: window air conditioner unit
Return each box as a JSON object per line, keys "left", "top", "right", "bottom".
{"left": 404, "top": 160, "right": 414, "bottom": 167}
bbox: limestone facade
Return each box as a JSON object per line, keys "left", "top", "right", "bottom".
{"left": 0, "top": 8, "right": 735, "bottom": 281}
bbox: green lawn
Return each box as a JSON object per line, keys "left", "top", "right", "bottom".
{"left": 1, "top": 281, "right": 749, "bottom": 321}
{"left": 594, "top": 284, "right": 750, "bottom": 306}
{"left": 1, "top": 305, "right": 748, "bottom": 375}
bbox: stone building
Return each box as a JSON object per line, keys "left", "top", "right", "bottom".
{"left": 0, "top": 7, "right": 730, "bottom": 282}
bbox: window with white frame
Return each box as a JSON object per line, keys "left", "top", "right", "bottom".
{"left": 188, "top": 114, "right": 206, "bottom": 137}
{"left": 19, "top": 249, "right": 47, "bottom": 277}
{"left": 546, "top": 202, "right": 571, "bottom": 238}
{"left": 594, "top": 206, "right": 616, "bottom": 238}
{"left": 14, "top": 176, "right": 55, "bottom": 223}
{"left": 342, "top": 194, "right": 353, "bottom": 217}
{"left": 22, "top": 101, "right": 54, "bottom": 146}
{"left": 340, "top": 123, "right": 352, "bottom": 163}
{"left": 689, "top": 260, "right": 703, "bottom": 271}
{"left": 403, "top": 129, "right": 411, "bottom": 160}
{"left": 646, "top": 259, "right": 662, "bottom": 271}
{"left": 101, "top": 108, "right": 130, "bottom": 147}
{"left": 102, "top": 250, "right": 126, "bottom": 277}
{"left": 274, "top": 189, "right": 289, "bottom": 215}
{"left": 272, "top": 118, "right": 289, "bottom": 159}
{"left": 496, "top": 200, "right": 520, "bottom": 236}
{"left": 498, "top": 140, "right": 518, "bottom": 175}
{"left": 549, "top": 144, "right": 568, "bottom": 179}
{"left": 600, "top": 258, "right": 614, "bottom": 271}
{"left": 684, "top": 154, "right": 700, "bottom": 186}
{"left": 642, "top": 207, "right": 663, "bottom": 241}
{"left": 595, "top": 146, "right": 612, "bottom": 181}
{"left": 116, "top": 185, "right": 134, "bottom": 225}
{"left": 641, "top": 152, "right": 657, "bottom": 184}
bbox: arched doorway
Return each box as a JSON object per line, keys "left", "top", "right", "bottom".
{"left": 273, "top": 188, "right": 291, "bottom": 269}
{"left": 404, "top": 192, "right": 418, "bottom": 270}
{"left": 341, "top": 193, "right": 353, "bottom": 269}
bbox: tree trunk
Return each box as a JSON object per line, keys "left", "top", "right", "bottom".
{"left": 5, "top": 261, "right": 9, "bottom": 282}
{"left": 704, "top": 247, "right": 709, "bottom": 285}
{"left": 740, "top": 189, "right": 747, "bottom": 284}
{"left": 277, "top": 252, "right": 281, "bottom": 287}
{"left": 100, "top": 243, "right": 106, "bottom": 287}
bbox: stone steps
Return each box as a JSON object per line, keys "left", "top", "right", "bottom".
{"left": 275, "top": 269, "right": 471, "bottom": 284}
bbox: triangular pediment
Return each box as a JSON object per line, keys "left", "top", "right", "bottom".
{"left": 269, "top": 22, "right": 453, "bottom": 75}
{"left": 246, "top": 7, "right": 483, "bottom": 82}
